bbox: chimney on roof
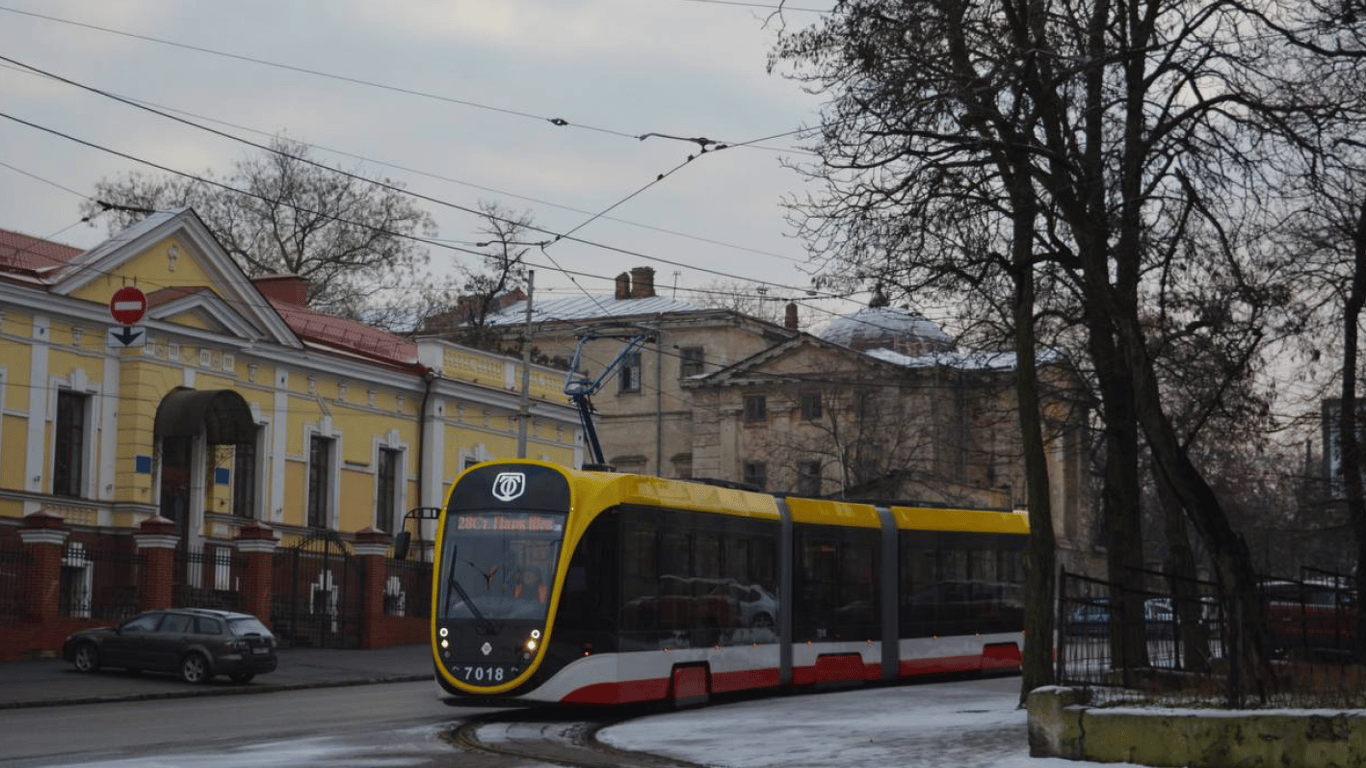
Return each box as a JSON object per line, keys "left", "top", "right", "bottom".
{"left": 254, "top": 274, "right": 309, "bottom": 306}
{"left": 786, "top": 302, "right": 799, "bottom": 330}
{"left": 615, "top": 272, "right": 631, "bottom": 300}
{"left": 630, "top": 266, "right": 656, "bottom": 298}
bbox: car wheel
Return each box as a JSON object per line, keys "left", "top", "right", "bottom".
{"left": 229, "top": 671, "right": 255, "bottom": 684}
{"left": 72, "top": 643, "right": 100, "bottom": 673}
{"left": 180, "top": 652, "right": 211, "bottom": 684}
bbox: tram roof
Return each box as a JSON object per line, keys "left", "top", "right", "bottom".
{"left": 578, "top": 472, "right": 782, "bottom": 520}
{"left": 892, "top": 505, "right": 1030, "bottom": 535}
{"left": 784, "top": 498, "right": 883, "bottom": 529}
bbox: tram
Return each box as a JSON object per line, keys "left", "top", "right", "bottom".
{"left": 431, "top": 460, "right": 1028, "bottom": 706}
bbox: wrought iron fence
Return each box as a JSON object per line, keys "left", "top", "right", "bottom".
{"left": 382, "top": 557, "right": 432, "bottom": 618}
{"left": 174, "top": 546, "right": 244, "bottom": 610}
{"left": 271, "top": 532, "right": 364, "bottom": 649}
{"left": 0, "top": 543, "right": 25, "bottom": 622}
{"left": 60, "top": 540, "right": 142, "bottom": 622}
{"left": 1057, "top": 567, "right": 1363, "bottom": 709}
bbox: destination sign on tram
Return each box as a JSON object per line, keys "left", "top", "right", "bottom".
{"left": 456, "top": 513, "right": 563, "bottom": 533}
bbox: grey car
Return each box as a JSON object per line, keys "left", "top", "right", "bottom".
{"left": 62, "top": 608, "right": 277, "bottom": 684}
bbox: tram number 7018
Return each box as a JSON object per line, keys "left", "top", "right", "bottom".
{"left": 459, "top": 665, "right": 512, "bottom": 684}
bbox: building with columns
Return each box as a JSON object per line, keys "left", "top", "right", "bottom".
{"left": 0, "top": 208, "right": 582, "bottom": 659}
{"left": 482, "top": 269, "right": 1094, "bottom": 570}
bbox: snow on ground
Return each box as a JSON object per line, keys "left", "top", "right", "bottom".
{"left": 600, "top": 675, "right": 1115, "bottom": 768}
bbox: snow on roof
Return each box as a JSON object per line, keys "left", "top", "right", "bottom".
{"left": 818, "top": 306, "right": 954, "bottom": 350}
{"left": 484, "top": 294, "right": 701, "bottom": 326}
{"left": 866, "top": 347, "right": 1063, "bottom": 371}
{"left": 866, "top": 348, "right": 1017, "bottom": 370}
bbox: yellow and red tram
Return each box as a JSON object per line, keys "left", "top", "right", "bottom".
{"left": 431, "top": 460, "right": 1028, "bottom": 706}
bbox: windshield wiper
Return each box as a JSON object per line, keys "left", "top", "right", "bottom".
{"left": 447, "top": 546, "right": 497, "bottom": 634}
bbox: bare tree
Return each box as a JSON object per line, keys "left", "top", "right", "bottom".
{"left": 81, "top": 135, "right": 437, "bottom": 323}
{"left": 689, "top": 279, "right": 796, "bottom": 327}
{"left": 757, "top": 380, "right": 948, "bottom": 500}
{"left": 418, "top": 201, "right": 536, "bottom": 352}
{"left": 769, "top": 0, "right": 1353, "bottom": 697}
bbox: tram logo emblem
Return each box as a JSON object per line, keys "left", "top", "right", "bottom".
{"left": 492, "top": 472, "right": 527, "bottom": 502}
{"left": 481, "top": 642, "right": 492, "bottom": 656}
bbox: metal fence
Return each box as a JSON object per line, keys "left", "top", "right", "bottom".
{"left": 61, "top": 540, "right": 142, "bottom": 622}
{"left": 0, "top": 542, "right": 25, "bottom": 621}
{"left": 383, "top": 558, "right": 432, "bottom": 619}
{"left": 1057, "top": 567, "right": 1363, "bottom": 709}
{"left": 271, "top": 533, "right": 365, "bottom": 649}
{"left": 174, "top": 546, "right": 244, "bottom": 610}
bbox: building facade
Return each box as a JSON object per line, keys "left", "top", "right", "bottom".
{"left": 485, "top": 268, "right": 1092, "bottom": 565}
{"left": 0, "top": 209, "right": 582, "bottom": 659}
{"left": 484, "top": 266, "right": 800, "bottom": 479}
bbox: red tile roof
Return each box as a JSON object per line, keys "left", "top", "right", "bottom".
{"left": 0, "top": 226, "right": 419, "bottom": 371}
{"left": 0, "top": 228, "right": 82, "bottom": 274}
{"left": 269, "top": 300, "right": 419, "bottom": 368}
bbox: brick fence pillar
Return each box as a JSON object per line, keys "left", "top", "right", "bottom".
{"left": 234, "top": 521, "right": 280, "bottom": 626}
{"left": 353, "top": 526, "right": 391, "bottom": 649}
{"left": 19, "top": 511, "right": 69, "bottom": 623}
{"left": 134, "top": 516, "right": 179, "bottom": 611}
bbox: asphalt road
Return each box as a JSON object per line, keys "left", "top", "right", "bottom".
{"left": 0, "top": 680, "right": 483, "bottom": 767}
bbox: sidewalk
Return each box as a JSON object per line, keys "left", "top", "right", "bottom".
{"left": 0, "top": 643, "right": 433, "bottom": 709}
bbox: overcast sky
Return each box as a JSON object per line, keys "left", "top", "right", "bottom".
{"left": 0, "top": 0, "right": 881, "bottom": 324}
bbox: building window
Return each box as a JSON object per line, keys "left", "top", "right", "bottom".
{"left": 743, "top": 460, "right": 768, "bottom": 490}
{"left": 231, "top": 439, "right": 258, "bottom": 518}
{"left": 679, "top": 346, "right": 705, "bottom": 378}
{"left": 857, "top": 391, "right": 879, "bottom": 419}
{"left": 744, "top": 394, "right": 767, "bottom": 423}
{"left": 800, "top": 391, "right": 823, "bottom": 421}
{"left": 308, "top": 435, "right": 334, "bottom": 528}
{"left": 377, "top": 447, "right": 402, "bottom": 532}
{"left": 53, "top": 390, "right": 88, "bottom": 497}
{"left": 854, "top": 442, "right": 884, "bottom": 486}
{"left": 798, "top": 460, "right": 822, "bottom": 496}
{"left": 618, "top": 352, "right": 642, "bottom": 393}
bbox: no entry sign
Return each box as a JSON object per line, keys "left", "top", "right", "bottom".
{"left": 110, "top": 286, "right": 147, "bottom": 325}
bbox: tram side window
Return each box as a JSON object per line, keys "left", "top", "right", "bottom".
{"left": 899, "top": 532, "right": 1028, "bottom": 638}
{"left": 555, "top": 514, "right": 621, "bottom": 643}
{"left": 619, "top": 522, "right": 655, "bottom": 619}
{"left": 793, "top": 526, "right": 879, "bottom": 642}
{"left": 617, "top": 508, "right": 779, "bottom": 648}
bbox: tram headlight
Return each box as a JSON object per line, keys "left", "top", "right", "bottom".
{"left": 525, "top": 638, "right": 538, "bottom": 652}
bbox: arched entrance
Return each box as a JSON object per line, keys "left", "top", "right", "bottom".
{"left": 153, "top": 388, "right": 257, "bottom": 603}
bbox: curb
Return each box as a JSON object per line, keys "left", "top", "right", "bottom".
{"left": 0, "top": 673, "right": 431, "bottom": 711}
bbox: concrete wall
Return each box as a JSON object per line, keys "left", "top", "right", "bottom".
{"left": 1028, "top": 686, "right": 1366, "bottom": 767}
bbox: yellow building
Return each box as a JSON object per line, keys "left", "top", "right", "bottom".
{"left": 0, "top": 207, "right": 580, "bottom": 568}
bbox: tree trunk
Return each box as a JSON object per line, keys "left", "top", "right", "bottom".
{"left": 1011, "top": 204, "right": 1057, "bottom": 702}
{"left": 1156, "top": 470, "right": 1212, "bottom": 672}
{"left": 1344, "top": 196, "right": 1366, "bottom": 655}
{"left": 1090, "top": 325, "right": 1149, "bottom": 681}
{"left": 1114, "top": 311, "right": 1266, "bottom": 704}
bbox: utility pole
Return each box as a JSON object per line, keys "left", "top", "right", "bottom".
{"left": 517, "top": 270, "right": 534, "bottom": 457}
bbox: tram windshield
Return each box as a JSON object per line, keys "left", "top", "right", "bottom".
{"left": 438, "top": 511, "right": 566, "bottom": 625}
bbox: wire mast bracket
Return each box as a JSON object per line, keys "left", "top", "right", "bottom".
{"left": 563, "top": 326, "right": 653, "bottom": 469}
